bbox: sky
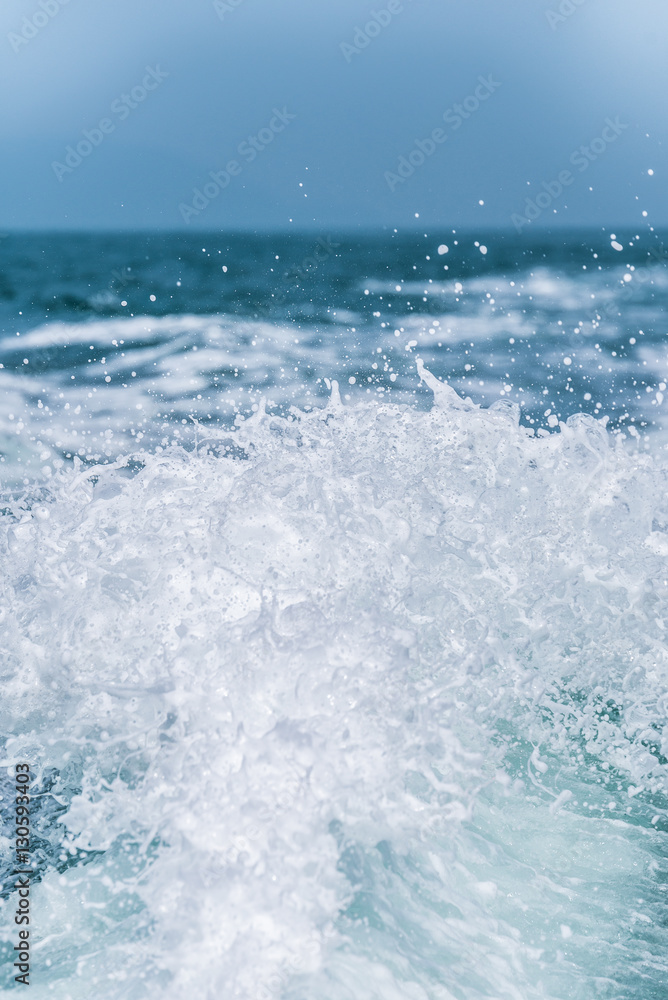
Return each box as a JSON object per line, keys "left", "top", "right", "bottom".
{"left": 0, "top": 0, "right": 666, "bottom": 231}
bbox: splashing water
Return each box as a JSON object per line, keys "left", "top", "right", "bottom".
{"left": 3, "top": 228, "right": 668, "bottom": 487}
{"left": 1, "top": 366, "right": 668, "bottom": 999}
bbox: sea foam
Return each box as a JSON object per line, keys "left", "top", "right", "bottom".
{"left": 1, "top": 375, "right": 667, "bottom": 998}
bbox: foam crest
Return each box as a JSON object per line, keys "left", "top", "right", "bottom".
{"left": 1, "top": 380, "right": 667, "bottom": 998}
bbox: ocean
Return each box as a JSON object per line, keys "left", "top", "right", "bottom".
{"left": 1, "top": 229, "right": 668, "bottom": 998}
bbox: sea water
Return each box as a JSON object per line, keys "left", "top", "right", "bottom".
{"left": 1, "top": 230, "right": 667, "bottom": 998}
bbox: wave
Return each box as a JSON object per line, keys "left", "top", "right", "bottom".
{"left": 1, "top": 297, "right": 667, "bottom": 488}
{"left": 1, "top": 374, "right": 667, "bottom": 997}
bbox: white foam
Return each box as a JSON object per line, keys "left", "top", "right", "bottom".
{"left": 1, "top": 378, "right": 667, "bottom": 997}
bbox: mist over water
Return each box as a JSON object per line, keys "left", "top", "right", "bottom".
{"left": 1, "top": 231, "right": 668, "bottom": 998}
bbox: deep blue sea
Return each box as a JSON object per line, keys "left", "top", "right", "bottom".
{"left": 1, "top": 230, "right": 668, "bottom": 999}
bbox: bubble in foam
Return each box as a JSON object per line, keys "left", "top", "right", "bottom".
{"left": 1, "top": 373, "right": 667, "bottom": 998}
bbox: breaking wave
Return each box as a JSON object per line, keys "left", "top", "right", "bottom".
{"left": 1, "top": 372, "right": 668, "bottom": 998}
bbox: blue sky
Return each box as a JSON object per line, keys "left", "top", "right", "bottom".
{"left": 0, "top": 0, "right": 665, "bottom": 230}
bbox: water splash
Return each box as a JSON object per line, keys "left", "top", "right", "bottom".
{"left": 1, "top": 375, "right": 667, "bottom": 998}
